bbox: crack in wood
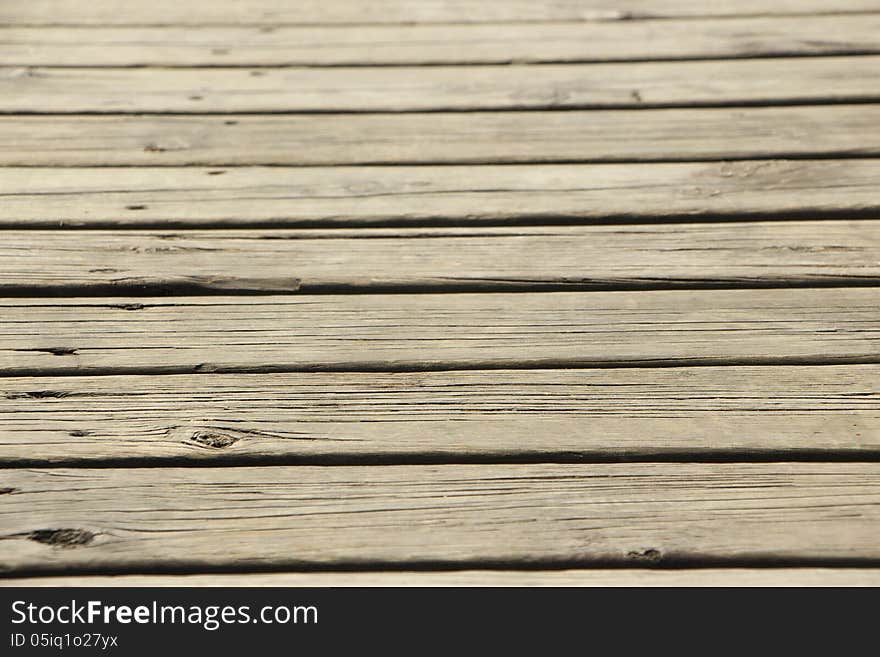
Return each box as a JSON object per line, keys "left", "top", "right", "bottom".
{"left": 14, "top": 347, "right": 78, "bottom": 357}
{"left": 5, "top": 390, "right": 69, "bottom": 399}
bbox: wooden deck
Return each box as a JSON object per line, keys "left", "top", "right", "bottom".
{"left": 2, "top": 1, "right": 880, "bottom": 586}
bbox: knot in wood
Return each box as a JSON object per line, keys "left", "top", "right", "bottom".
{"left": 29, "top": 528, "right": 95, "bottom": 548}
{"left": 190, "top": 431, "right": 239, "bottom": 449}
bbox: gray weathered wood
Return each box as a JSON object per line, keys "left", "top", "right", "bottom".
{"left": 3, "top": 222, "right": 880, "bottom": 294}
{"left": 4, "top": 1, "right": 879, "bottom": 25}
{"left": 1, "top": 289, "right": 878, "bottom": 376}
{"left": 3, "top": 463, "right": 880, "bottom": 572}
{"left": 2, "top": 105, "right": 877, "bottom": 165}
{"left": 6, "top": 569, "right": 880, "bottom": 587}
{"left": 4, "top": 2, "right": 879, "bottom": 587}
{"left": 2, "top": 366, "right": 879, "bottom": 465}
{"left": 4, "top": 161, "right": 880, "bottom": 227}
{"left": 4, "top": 15, "right": 880, "bottom": 66}
{"left": 4, "top": 57, "right": 880, "bottom": 112}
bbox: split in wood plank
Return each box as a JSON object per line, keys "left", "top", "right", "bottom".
{"left": 4, "top": 1, "right": 879, "bottom": 25}
{"left": 2, "top": 106, "right": 877, "bottom": 165}
{"left": 5, "top": 57, "right": 880, "bottom": 113}
{"left": 5, "top": 569, "right": 880, "bottom": 587}
{"left": 4, "top": 15, "right": 880, "bottom": 66}
{"left": 2, "top": 222, "right": 880, "bottom": 294}
{"left": 1, "top": 289, "right": 879, "bottom": 376}
{"left": 1, "top": 366, "right": 878, "bottom": 465}
{"left": 3, "top": 463, "right": 880, "bottom": 573}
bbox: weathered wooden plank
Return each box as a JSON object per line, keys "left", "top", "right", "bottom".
{"left": 3, "top": 222, "right": 880, "bottom": 294}
{"left": 1, "top": 366, "right": 878, "bottom": 465}
{"left": 4, "top": 15, "right": 880, "bottom": 66}
{"left": 4, "top": 57, "right": 880, "bottom": 112}
{"left": 5, "top": 162, "right": 879, "bottom": 225}
{"left": 1, "top": 289, "right": 878, "bottom": 376}
{"left": 3, "top": 161, "right": 880, "bottom": 228}
{"left": 3, "top": 1, "right": 879, "bottom": 25}
{"left": 2, "top": 105, "right": 876, "bottom": 165}
{"left": 3, "top": 463, "right": 880, "bottom": 572}
{"left": 7, "top": 569, "right": 880, "bottom": 587}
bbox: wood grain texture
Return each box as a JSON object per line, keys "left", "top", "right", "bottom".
{"left": 1, "top": 289, "right": 879, "bottom": 376}
{"left": 3, "top": 463, "right": 880, "bottom": 573}
{"left": 6, "top": 569, "right": 880, "bottom": 587}
{"left": 2, "top": 366, "right": 879, "bottom": 465}
{"left": 8, "top": 162, "right": 880, "bottom": 229}
{"left": 3, "top": 222, "right": 880, "bottom": 294}
{"left": 4, "top": 1, "right": 879, "bottom": 588}
{"left": 5, "top": 57, "right": 880, "bottom": 113}
{"left": 5, "top": 15, "right": 880, "bottom": 66}
{"left": 2, "top": 105, "right": 877, "bottom": 165}
{"left": 4, "top": 161, "right": 880, "bottom": 228}
{"left": 4, "top": 1, "right": 879, "bottom": 25}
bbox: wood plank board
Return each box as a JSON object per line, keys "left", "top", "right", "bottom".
{"left": 4, "top": 161, "right": 879, "bottom": 228}
{"left": 4, "top": 1, "right": 879, "bottom": 25}
{"left": 3, "top": 222, "right": 880, "bottom": 294}
{"left": 1, "top": 289, "right": 879, "bottom": 376}
{"left": 3, "top": 463, "right": 880, "bottom": 573}
{"left": 2, "top": 366, "right": 879, "bottom": 465}
{"left": 7, "top": 569, "right": 880, "bottom": 587}
{"left": 5, "top": 57, "right": 880, "bottom": 113}
{"left": 2, "top": 105, "right": 877, "bottom": 165}
{"left": 5, "top": 15, "right": 880, "bottom": 66}
{"left": 5, "top": 161, "right": 880, "bottom": 227}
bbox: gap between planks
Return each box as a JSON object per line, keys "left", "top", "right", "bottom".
{"left": 4, "top": 15, "right": 880, "bottom": 66}
{"left": 1, "top": 288, "right": 879, "bottom": 376}
{"left": 1, "top": 106, "right": 877, "bottom": 165}
{"left": 4, "top": 57, "right": 880, "bottom": 113}
{"left": 1, "top": 222, "right": 880, "bottom": 295}
{"left": 4, "top": 463, "right": 880, "bottom": 573}
{"left": 1, "top": 365, "right": 878, "bottom": 466}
